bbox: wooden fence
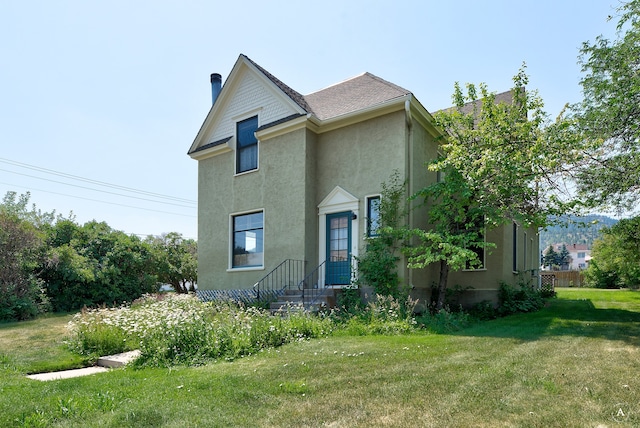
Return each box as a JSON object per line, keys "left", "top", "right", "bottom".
{"left": 540, "top": 270, "right": 585, "bottom": 288}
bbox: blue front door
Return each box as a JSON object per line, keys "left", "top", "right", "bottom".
{"left": 326, "top": 212, "right": 352, "bottom": 285}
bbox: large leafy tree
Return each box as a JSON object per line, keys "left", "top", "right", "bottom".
{"left": 146, "top": 232, "right": 197, "bottom": 293}
{"left": 404, "top": 68, "right": 581, "bottom": 310}
{"left": 575, "top": 0, "right": 640, "bottom": 211}
{"left": 41, "top": 220, "right": 159, "bottom": 311}
{"left": 584, "top": 216, "right": 640, "bottom": 289}
{"left": 0, "top": 192, "right": 55, "bottom": 320}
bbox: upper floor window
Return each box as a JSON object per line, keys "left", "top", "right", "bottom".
{"left": 366, "top": 195, "right": 381, "bottom": 237}
{"left": 236, "top": 116, "right": 258, "bottom": 174}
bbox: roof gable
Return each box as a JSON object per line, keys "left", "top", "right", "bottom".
{"left": 188, "top": 55, "right": 308, "bottom": 158}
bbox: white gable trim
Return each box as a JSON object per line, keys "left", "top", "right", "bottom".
{"left": 189, "top": 55, "right": 307, "bottom": 155}
{"left": 188, "top": 141, "right": 232, "bottom": 161}
{"left": 318, "top": 186, "right": 359, "bottom": 215}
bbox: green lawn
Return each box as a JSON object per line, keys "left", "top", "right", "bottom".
{"left": 1, "top": 288, "right": 639, "bottom": 427}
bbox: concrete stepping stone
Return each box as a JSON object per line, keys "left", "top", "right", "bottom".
{"left": 27, "top": 366, "right": 109, "bottom": 381}
{"left": 97, "top": 350, "right": 141, "bottom": 368}
{"left": 27, "top": 350, "right": 141, "bottom": 381}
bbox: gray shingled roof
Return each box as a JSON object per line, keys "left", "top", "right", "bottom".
{"left": 303, "top": 72, "right": 411, "bottom": 120}
{"left": 437, "top": 90, "right": 516, "bottom": 115}
{"left": 242, "top": 54, "right": 313, "bottom": 113}
{"left": 245, "top": 54, "right": 411, "bottom": 121}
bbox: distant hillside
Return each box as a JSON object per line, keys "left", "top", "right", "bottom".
{"left": 539, "top": 215, "right": 619, "bottom": 251}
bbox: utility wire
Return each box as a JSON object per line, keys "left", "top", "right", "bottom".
{"left": 0, "top": 181, "right": 196, "bottom": 218}
{"left": 0, "top": 157, "right": 196, "bottom": 204}
{"left": 0, "top": 168, "right": 195, "bottom": 208}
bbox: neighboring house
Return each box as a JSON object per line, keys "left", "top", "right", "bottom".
{"left": 188, "top": 54, "right": 539, "bottom": 307}
{"left": 549, "top": 243, "right": 591, "bottom": 270}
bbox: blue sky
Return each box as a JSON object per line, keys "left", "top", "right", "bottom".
{"left": 0, "top": 0, "right": 620, "bottom": 238}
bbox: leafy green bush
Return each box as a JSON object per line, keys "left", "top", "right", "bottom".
{"left": 0, "top": 199, "right": 50, "bottom": 321}
{"left": 468, "top": 300, "right": 498, "bottom": 320}
{"left": 416, "top": 305, "right": 472, "bottom": 333}
{"left": 42, "top": 221, "right": 159, "bottom": 312}
{"left": 497, "top": 282, "right": 545, "bottom": 316}
{"left": 356, "top": 237, "right": 400, "bottom": 297}
{"left": 0, "top": 280, "right": 49, "bottom": 321}
{"left": 583, "top": 217, "right": 640, "bottom": 289}
{"left": 332, "top": 294, "right": 418, "bottom": 335}
{"left": 584, "top": 260, "right": 622, "bottom": 289}
{"left": 355, "top": 171, "right": 405, "bottom": 298}
{"left": 335, "top": 287, "right": 363, "bottom": 316}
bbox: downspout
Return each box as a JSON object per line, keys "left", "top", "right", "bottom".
{"left": 404, "top": 96, "right": 414, "bottom": 293}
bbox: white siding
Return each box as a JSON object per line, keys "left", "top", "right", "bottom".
{"left": 208, "top": 72, "right": 299, "bottom": 144}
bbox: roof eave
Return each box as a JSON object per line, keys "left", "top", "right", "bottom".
{"left": 313, "top": 95, "right": 410, "bottom": 134}
{"left": 188, "top": 140, "right": 232, "bottom": 161}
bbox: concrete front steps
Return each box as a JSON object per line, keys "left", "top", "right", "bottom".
{"left": 269, "top": 288, "right": 335, "bottom": 313}
{"left": 27, "top": 350, "right": 141, "bottom": 381}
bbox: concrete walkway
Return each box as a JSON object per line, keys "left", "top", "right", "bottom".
{"left": 27, "top": 350, "right": 141, "bottom": 381}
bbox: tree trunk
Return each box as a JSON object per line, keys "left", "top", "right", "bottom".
{"left": 435, "top": 260, "right": 450, "bottom": 311}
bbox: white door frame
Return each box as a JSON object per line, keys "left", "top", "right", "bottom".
{"left": 318, "top": 186, "right": 359, "bottom": 287}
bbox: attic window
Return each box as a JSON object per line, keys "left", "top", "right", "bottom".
{"left": 236, "top": 116, "right": 259, "bottom": 174}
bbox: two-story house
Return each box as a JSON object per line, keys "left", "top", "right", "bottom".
{"left": 188, "top": 54, "right": 539, "bottom": 308}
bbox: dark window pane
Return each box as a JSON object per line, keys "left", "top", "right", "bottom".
{"left": 367, "top": 196, "right": 381, "bottom": 237}
{"left": 232, "top": 211, "right": 263, "bottom": 268}
{"left": 236, "top": 116, "right": 258, "bottom": 173}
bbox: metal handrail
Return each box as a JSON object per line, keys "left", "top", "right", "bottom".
{"left": 252, "top": 259, "right": 306, "bottom": 300}
{"left": 298, "top": 256, "right": 355, "bottom": 306}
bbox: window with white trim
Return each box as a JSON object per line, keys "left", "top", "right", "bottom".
{"left": 236, "top": 116, "right": 258, "bottom": 174}
{"left": 232, "top": 211, "right": 263, "bottom": 268}
{"left": 366, "top": 195, "right": 381, "bottom": 237}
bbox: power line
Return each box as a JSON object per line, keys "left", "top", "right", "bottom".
{"left": 0, "top": 168, "right": 195, "bottom": 208}
{"left": 0, "top": 157, "right": 196, "bottom": 205}
{"left": 0, "top": 181, "right": 196, "bottom": 218}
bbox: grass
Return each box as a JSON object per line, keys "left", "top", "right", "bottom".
{"left": 1, "top": 288, "right": 639, "bottom": 427}
{"left": 0, "top": 313, "right": 88, "bottom": 374}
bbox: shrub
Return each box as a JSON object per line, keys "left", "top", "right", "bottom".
{"left": 497, "top": 282, "right": 545, "bottom": 316}
{"left": 356, "top": 237, "right": 400, "bottom": 297}
{"left": 584, "top": 260, "right": 622, "bottom": 289}
{"left": 469, "top": 300, "right": 497, "bottom": 320}
{"left": 335, "top": 287, "right": 363, "bottom": 316}
{"left": 416, "top": 305, "right": 472, "bottom": 333}
{"left": 0, "top": 207, "right": 49, "bottom": 321}
{"left": 332, "top": 294, "right": 418, "bottom": 335}
{"left": 355, "top": 171, "right": 406, "bottom": 298}
{"left": 66, "top": 294, "right": 332, "bottom": 367}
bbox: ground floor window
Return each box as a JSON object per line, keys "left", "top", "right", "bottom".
{"left": 366, "top": 195, "right": 381, "bottom": 237}
{"left": 232, "top": 211, "right": 263, "bottom": 268}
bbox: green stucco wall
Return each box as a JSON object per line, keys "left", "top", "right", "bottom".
{"left": 197, "top": 127, "right": 312, "bottom": 290}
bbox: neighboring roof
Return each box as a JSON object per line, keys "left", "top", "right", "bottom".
{"left": 435, "top": 90, "right": 515, "bottom": 116}
{"left": 303, "top": 73, "right": 411, "bottom": 120}
{"left": 553, "top": 243, "right": 590, "bottom": 251}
